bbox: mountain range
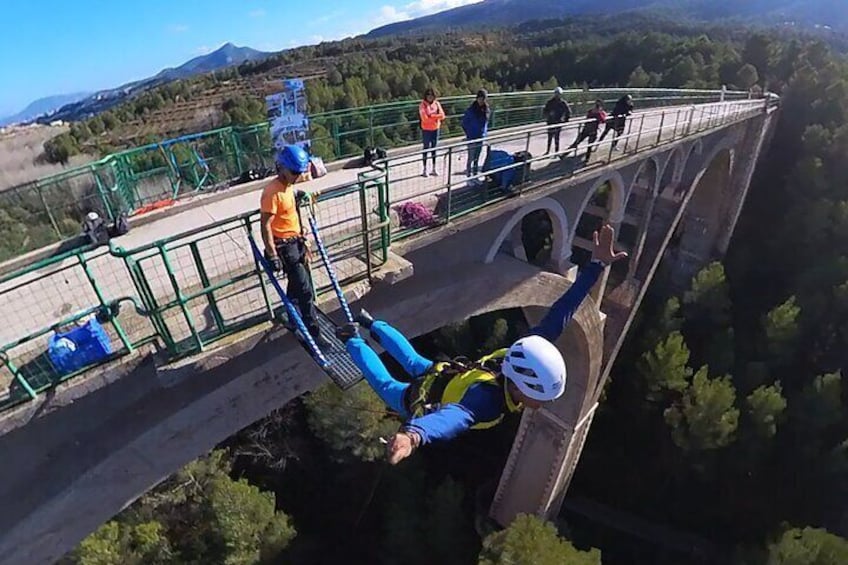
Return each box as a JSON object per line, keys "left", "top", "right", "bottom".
{"left": 0, "top": 43, "right": 271, "bottom": 127}
{"left": 0, "top": 92, "right": 90, "bottom": 127}
{"left": 368, "top": 0, "right": 847, "bottom": 37}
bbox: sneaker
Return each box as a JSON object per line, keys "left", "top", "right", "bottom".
{"left": 355, "top": 308, "right": 375, "bottom": 330}
{"left": 429, "top": 169, "right": 438, "bottom": 176}
{"left": 422, "top": 170, "right": 428, "bottom": 177}
{"left": 335, "top": 322, "right": 360, "bottom": 343}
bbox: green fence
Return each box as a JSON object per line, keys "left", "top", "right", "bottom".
{"left": 0, "top": 91, "right": 769, "bottom": 414}
{"left": 0, "top": 88, "right": 751, "bottom": 265}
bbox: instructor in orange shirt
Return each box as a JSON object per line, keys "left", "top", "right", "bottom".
{"left": 260, "top": 145, "right": 328, "bottom": 348}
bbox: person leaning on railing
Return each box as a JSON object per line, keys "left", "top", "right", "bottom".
{"left": 260, "top": 145, "right": 328, "bottom": 349}
{"left": 461, "top": 88, "right": 492, "bottom": 177}
{"left": 598, "top": 94, "right": 634, "bottom": 151}
{"left": 419, "top": 87, "right": 446, "bottom": 178}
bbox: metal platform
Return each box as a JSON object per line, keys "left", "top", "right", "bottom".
{"left": 308, "top": 308, "right": 363, "bottom": 390}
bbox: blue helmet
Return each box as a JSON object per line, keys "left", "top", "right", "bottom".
{"left": 275, "top": 145, "right": 311, "bottom": 174}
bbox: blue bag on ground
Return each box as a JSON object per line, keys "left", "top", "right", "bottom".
{"left": 48, "top": 318, "right": 113, "bottom": 376}
{"left": 483, "top": 149, "right": 517, "bottom": 190}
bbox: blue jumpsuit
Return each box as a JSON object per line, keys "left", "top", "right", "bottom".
{"left": 345, "top": 261, "right": 605, "bottom": 445}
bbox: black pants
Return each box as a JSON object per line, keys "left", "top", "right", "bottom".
{"left": 275, "top": 238, "right": 319, "bottom": 335}
{"left": 546, "top": 126, "right": 562, "bottom": 153}
{"left": 599, "top": 118, "right": 626, "bottom": 148}
{"left": 569, "top": 128, "right": 598, "bottom": 162}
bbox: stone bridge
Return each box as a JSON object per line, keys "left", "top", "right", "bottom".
{"left": 0, "top": 94, "right": 778, "bottom": 564}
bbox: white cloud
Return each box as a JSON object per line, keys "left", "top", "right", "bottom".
{"left": 168, "top": 24, "right": 189, "bottom": 33}
{"left": 374, "top": 0, "right": 482, "bottom": 26}
{"left": 248, "top": 9, "right": 266, "bottom": 18}
{"left": 309, "top": 35, "right": 325, "bottom": 44}
{"left": 194, "top": 45, "right": 212, "bottom": 55}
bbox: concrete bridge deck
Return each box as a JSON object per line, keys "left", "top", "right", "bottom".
{"left": 0, "top": 93, "right": 778, "bottom": 565}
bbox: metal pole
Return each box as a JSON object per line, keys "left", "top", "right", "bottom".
{"left": 673, "top": 108, "right": 682, "bottom": 141}
{"left": 158, "top": 244, "right": 204, "bottom": 352}
{"left": 445, "top": 147, "right": 454, "bottom": 221}
{"left": 358, "top": 182, "right": 374, "bottom": 282}
{"left": 79, "top": 253, "right": 134, "bottom": 353}
{"left": 189, "top": 241, "right": 226, "bottom": 335}
{"left": 656, "top": 111, "right": 666, "bottom": 145}
{"left": 244, "top": 217, "right": 275, "bottom": 320}
{"left": 635, "top": 114, "right": 645, "bottom": 152}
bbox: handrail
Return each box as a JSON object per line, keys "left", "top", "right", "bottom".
{"left": 0, "top": 94, "right": 775, "bottom": 414}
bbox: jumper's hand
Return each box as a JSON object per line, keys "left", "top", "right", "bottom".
{"left": 386, "top": 432, "right": 419, "bottom": 465}
{"left": 592, "top": 224, "right": 628, "bottom": 265}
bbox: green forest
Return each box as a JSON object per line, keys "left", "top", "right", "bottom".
{"left": 58, "top": 14, "right": 848, "bottom": 565}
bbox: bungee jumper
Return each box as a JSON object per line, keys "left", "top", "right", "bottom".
{"left": 334, "top": 224, "right": 628, "bottom": 465}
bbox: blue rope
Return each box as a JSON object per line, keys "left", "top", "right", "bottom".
{"left": 307, "top": 208, "right": 355, "bottom": 324}
{"left": 248, "top": 235, "right": 330, "bottom": 368}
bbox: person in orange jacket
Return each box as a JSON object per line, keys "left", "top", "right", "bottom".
{"left": 419, "top": 87, "right": 446, "bottom": 177}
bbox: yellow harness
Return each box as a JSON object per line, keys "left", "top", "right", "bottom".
{"left": 407, "top": 349, "right": 521, "bottom": 430}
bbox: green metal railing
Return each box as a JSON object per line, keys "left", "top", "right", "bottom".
{"left": 0, "top": 91, "right": 771, "bottom": 413}
{"left": 0, "top": 88, "right": 751, "bottom": 265}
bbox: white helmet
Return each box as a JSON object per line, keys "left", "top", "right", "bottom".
{"left": 554, "top": 87, "right": 564, "bottom": 95}
{"left": 502, "top": 335, "right": 566, "bottom": 402}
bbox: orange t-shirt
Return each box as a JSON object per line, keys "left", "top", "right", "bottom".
{"left": 260, "top": 179, "right": 301, "bottom": 239}
{"left": 419, "top": 100, "right": 446, "bottom": 131}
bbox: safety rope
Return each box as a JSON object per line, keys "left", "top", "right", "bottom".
{"left": 306, "top": 200, "right": 355, "bottom": 324}
{"left": 247, "top": 234, "right": 330, "bottom": 368}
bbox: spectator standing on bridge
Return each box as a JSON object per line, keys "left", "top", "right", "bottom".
{"left": 461, "top": 89, "right": 492, "bottom": 178}
{"left": 260, "top": 145, "right": 328, "bottom": 348}
{"left": 335, "top": 224, "right": 627, "bottom": 465}
{"left": 543, "top": 87, "right": 572, "bottom": 155}
{"left": 568, "top": 99, "right": 607, "bottom": 165}
{"left": 599, "top": 94, "right": 634, "bottom": 150}
{"left": 419, "top": 88, "right": 446, "bottom": 177}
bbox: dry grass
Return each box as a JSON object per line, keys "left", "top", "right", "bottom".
{"left": 0, "top": 125, "right": 95, "bottom": 191}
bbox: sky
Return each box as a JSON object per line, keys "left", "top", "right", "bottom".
{"left": 0, "top": 0, "right": 482, "bottom": 117}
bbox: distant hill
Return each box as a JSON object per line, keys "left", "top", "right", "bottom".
{"left": 153, "top": 43, "right": 271, "bottom": 81}
{"left": 0, "top": 93, "right": 90, "bottom": 127}
{"left": 367, "top": 0, "right": 847, "bottom": 37}
{"left": 41, "top": 43, "right": 273, "bottom": 124}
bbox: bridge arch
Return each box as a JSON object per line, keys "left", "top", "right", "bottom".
{"left": 667, "top": 137, "right": 736, "bottom": 281}
{"left": 484, "top": 197, "right": 571, "bottom": 272}
{"left": 568, "top": 172, "right": 626, "bottom": 267}
{"left": 659, "top": 146, "right": 686, "bottom": 196}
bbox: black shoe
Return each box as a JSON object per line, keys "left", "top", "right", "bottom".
{"left": 355, "top": 309, "right": 375, "bottom": 330}
{"left": 335, "top": 322, "right": 360, "bottom": 343}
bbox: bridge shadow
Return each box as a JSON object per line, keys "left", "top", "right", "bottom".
{"left": 0, "top": 325, "right": 315, "bottom": 544}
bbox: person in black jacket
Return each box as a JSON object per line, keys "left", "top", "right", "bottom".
{"left": 599, "top": 94, "right": 634, "bottom": 150}
{"left": 542, "top": 87, "right": 572, "bottom": 154}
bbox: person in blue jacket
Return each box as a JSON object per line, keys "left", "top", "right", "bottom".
{"left": 461, "top": 89, "right": 492, "bottom": 177}
{"left": 335, "top": 224, "right": 627, "bottom": 465}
